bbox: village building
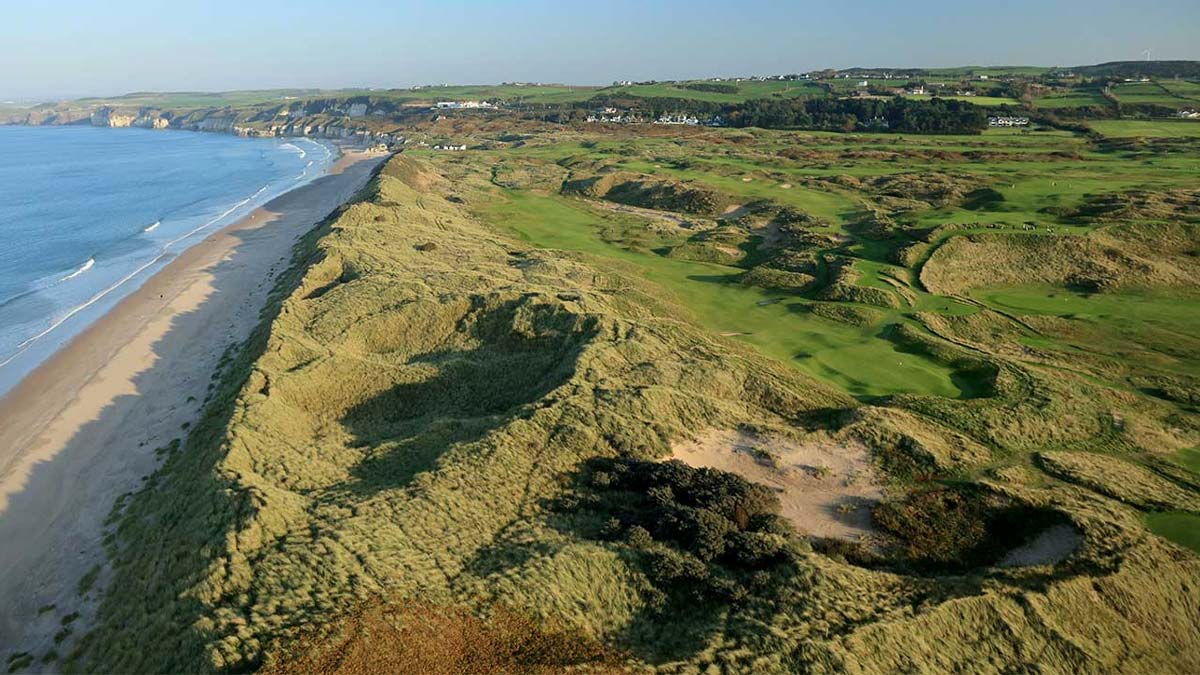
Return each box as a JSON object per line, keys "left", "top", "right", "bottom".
{"left": 988, "top": 116, "right": 1030, "bottom": 127}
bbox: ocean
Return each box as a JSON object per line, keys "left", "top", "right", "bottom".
{"left": 0, "top": 125, "right": 336, "bottom": 395}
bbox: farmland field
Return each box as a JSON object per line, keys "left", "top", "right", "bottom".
{"left": 1089, "top": 118, "right": 1200, "bottom": 137}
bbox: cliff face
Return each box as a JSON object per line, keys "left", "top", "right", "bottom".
{"left": 7, "top": 103, "right": 403, "bottom": 146}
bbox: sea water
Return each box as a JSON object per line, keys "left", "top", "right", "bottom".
{"left": 0, "top": 125, "right": 336, "bottom": 395}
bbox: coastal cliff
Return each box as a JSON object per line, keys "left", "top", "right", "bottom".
{"left": 7, "top": 103, "right": 403, "bottom": 146}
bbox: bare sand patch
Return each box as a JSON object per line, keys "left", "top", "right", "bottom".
{"left": 720, "top": 204, "right": 750, "bottom": 219}
{"left": 779, "top": 183, "right": 793, "bottom": 189}
{"left": 671, "top": 429, "right": 883, "bottom": 541}
{"left": 999, "top": 524, "right": 1081, "bottom": 567}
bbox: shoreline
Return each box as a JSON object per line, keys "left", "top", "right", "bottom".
{"left": 0, "top": 117, "right": 402, "bottom": 149}
{"left": 0, "top": 129, "right": 340, "bottom": 396}
{"left": 0, "top": 148, "right": 388, "bottom": 663}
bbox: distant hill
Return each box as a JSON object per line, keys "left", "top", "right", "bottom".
{"left": 1072, "top": 60, "right": 1200, "bottom": 79}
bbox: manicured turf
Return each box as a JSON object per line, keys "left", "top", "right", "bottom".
{"left": 972, "top": 286, "right": 1200, "bottom": 337}
{"left": 1178, "top": 447, "right": 1200, "bottom": 474}
{"left": 1145, "top": 512, "right": 1200, "bottom": 554}
{"left": 972, "top": 284, "right": 1200, "bottom": 385}
{"left": 479, "top": 189, "right": 969, "bottom": 398}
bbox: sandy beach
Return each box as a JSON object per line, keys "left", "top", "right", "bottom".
{"left": 0, "top": 148, "right": 387, "bottom": 660}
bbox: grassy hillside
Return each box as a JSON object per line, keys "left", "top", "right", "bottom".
{"left": 52, "top": 107, "right": 1200, "bottom": 673}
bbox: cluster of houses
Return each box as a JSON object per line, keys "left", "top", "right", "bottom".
{"left": 1177, "top": 110, "right": 1200, "bottom": 119}
{"left": 583, "top": 108, "right": 723, "bottom": 126}
{"left": 434, "top": 100, "right": 496, "bottom": 110}
{"left": 988, "top": 116, "right": 1030, "bottom": 127}
{"left": 655, "top": 113, "right": 704, "bottom": 125}
{"left": 586, "top": 113, "right": 641, "bottom": 124}
{"left": 432, "top": 143, "right": 468, "bottom": 151}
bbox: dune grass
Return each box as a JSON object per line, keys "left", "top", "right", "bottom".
{"left": 58, "top": 121, "right": 1200, "bottom": 674}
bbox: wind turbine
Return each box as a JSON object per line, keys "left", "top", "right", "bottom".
{"left": 1142, "top": 47, "right": 1152, "bottom": 61}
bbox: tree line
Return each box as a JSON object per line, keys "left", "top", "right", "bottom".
{"left": 534, "top": 94, "right": 990, "bottom": 134}
{"left": 722, "top": 96, "right": 989, "bottom": 133}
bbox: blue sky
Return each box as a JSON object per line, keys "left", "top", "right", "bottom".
{"left": 1, "top": 0, "right": 1197, "bottom": 100}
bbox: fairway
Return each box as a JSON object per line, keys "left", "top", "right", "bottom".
{"left": 479, "top": 188, "right": 970, "bottom": 398}
{"left": 1145, "top": 512, "right": 1200, "bottom": 554}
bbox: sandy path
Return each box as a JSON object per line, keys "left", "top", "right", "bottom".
{"left": 0, "top": 149, "right": 386, "bottom": 664}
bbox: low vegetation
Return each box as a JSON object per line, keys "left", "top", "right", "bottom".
{"left": 56, "top": 114, "right": 1200, "bottom": 673}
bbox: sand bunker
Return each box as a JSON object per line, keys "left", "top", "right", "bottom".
{"left": 999, "top": 524, "right": 1081, "bottom": 567}
{"left": 672, "top": 430, "right": 883, "bottom": 541}
{"left": 720, "top": 204, "right": 750, "bottom": 219}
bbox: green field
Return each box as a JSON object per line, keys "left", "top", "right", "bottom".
{"left": 476, "top": 188, "right": 969, "bottom": 398}
{"left": 598, "top": 79, "right": 826, "bottom": 103}
{"left": 1111, "top": 81, "right": 1200, "bottom": 107}
{"left": 901, "top": 93, "right": 1020, "bottom": 106}
{"left": 1145, "top": 512, "right": 1200, "bottom": 553}
{"left": 1033, "top": 90, "right": 1112, "bottom": 109}
{"left": 1089, "top": 119, "right": 1200, "bottom": 137}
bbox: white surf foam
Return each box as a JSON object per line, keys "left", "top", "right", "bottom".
{"left": 60, "top": 258, "right": 94, "bottom": 281}
{"left": 281, "top": 142, "right": 307, "bottom": 158}
{"left": 0, "top": 184, "right": 273, "bottom": 370}
{"left": 144, "top": 220, "right": 161, "bottom": 233}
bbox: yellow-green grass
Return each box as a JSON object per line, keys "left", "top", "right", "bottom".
{"left": 478, "top": 188, "right": 971, "bottom": 398}
{"left": 71, "top": 139, "right": 1200, "bottom": 675}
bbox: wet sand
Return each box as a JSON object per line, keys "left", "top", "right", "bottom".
{"left": 0, "top": 149, "right": 387, "bottom": 662}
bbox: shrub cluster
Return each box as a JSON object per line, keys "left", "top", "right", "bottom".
{"left": 872, "top": 486, "right": 1063, "bottom": 572}
{"left": 574, "top": 458, "right": 801, "bottom": 607}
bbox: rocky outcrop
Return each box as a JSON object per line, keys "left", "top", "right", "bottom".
{"left": 5, "top": 102, "right": 405, "bottom": 148}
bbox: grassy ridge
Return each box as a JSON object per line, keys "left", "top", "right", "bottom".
{"left": 57, "top": 104, "right": 1200, "bottom": 673}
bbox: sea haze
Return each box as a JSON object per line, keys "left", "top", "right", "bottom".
{"left": 0, "top": 125, "right": 335, "bottom": 395}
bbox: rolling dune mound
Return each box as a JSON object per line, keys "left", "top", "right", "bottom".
{"left": 70, "top": 156, "right": 1200, "bottom": 674}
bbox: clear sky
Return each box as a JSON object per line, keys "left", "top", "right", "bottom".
{"left": 1, "top": 0, "right": 1197, "bottom": 101}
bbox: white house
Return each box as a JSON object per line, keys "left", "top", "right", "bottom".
{"left": 988, "top": 116, "right": 1030, "bottom": 127}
